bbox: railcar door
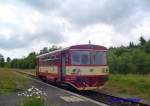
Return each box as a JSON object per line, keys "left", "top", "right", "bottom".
{"left": 61, "top": 52, "right": 66, "bottom": 81}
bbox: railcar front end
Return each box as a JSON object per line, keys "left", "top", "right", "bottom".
{"left": 65, "top": 48, "right": 109, "bottom": 90}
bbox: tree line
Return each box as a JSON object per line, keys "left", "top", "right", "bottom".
{"left": 0, "top": 45, "right": 60, "bottom": 69}
{"left": 108, "top": 37, "right": 150, "bottom": 74}
{"left": 0, "top": 52, "right": 36, "bottom": 69}
{"left": 0, "top": 37, "right": 150, "bottom": 74}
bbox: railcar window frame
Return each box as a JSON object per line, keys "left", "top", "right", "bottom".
{"left": 71, "top": 51, "right": 80, "bottom": 65}
{"left": 39, "top": 53, "right": 61, "bottom": 66}
{"left": 92, "top": 51, "right": 107, "bottom": 65}
{"left": 70, "top": 50, "right": 107, "bottom": 66}
{"left": 71, "top": 50, "right": 90, "bottom": 65}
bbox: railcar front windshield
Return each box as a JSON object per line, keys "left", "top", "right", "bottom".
{"left": 71, "top": 51, "right": 90, "bottom": 65}
{"left": 92, "top": 51, "right": 107, "bottom": 65}
{"left": 71, "top": 50, "right": 107, "bottom": 65}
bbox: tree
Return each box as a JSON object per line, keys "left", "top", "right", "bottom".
{"left": 6, "top": 57, "right": 11, "bottom": 63}
{"left": 10, "top": 59, "right": 18, "bottom": 68}
{"left": 108, "top": 37, "right": 150, "bottom": 74}
{"left": 144, "top": 41, "right": 150, "bottom": 53}
{"left": 5, "top": 57, "right": 11, "bottom": 68}
{"left": 0, "top": 54, "right": 5, "bottom": 67}
{"left": 139, "top": 36, "right": 146, "bottom": 46}
{"left": 40, "top": 47, "right": 49, "bottom": 54}
{"left": 129, "top": 42, "right": 135, "bottom": 48}
{"left": 26, "top": 52, "right": 36, "bottom": 69}
{"left": 49, "top": 45, "right": 61, "bottom": 52}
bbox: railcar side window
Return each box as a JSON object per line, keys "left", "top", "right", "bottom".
{"left": 92, "top": 51, "right": 107, "bottom": 65}
{"left": 71, "top": 51, "right": 80, "bottom": 64}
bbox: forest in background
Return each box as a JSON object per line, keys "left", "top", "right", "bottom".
{"left": 0, "top": 37, "right": 150, "bottom": 74}
{"left": 108, "top": 37, "right": 150, "bottom": 74}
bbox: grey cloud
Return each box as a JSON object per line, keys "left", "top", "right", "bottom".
{"left": 0, "top": 31, "right": 64, "bottom": 49}
{"left": 0, "top": 7, "right": 65, "bottom": 50}
{"left": 35, "top": 28, "right": 65, "bottom": 44}
{"left": 23, "top": 0, "right": 150, "bottom": 32}
{"left": 59, "top": 0, "right": 149, "bottom": 32}
{"left": 139, "top": 0, "right": 150, "bottom": 11}
{"left": 59, "top": 0, "right": 134, "bottom": 30}
{"left": 0, "top": 22, "right": 65, "bottom": 49}
{"left": 0, "top": 36, "right": 29, "bottom": 49}
{"left": 1, "top": 0, "right": 150, "bottom": 49}
{"left": 22, "top": 0, "right": 63, "bottom": 11}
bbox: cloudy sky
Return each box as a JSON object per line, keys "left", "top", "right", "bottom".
{"left": 0, "top": 0, "right": 150, "bottom": 59}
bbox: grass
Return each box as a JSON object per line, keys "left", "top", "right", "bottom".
{"left": 18, "top": 69, "right": 36, "bottom": 76}
{"left": 21, "top": 96, "right": 59, "bottom": 106}
{"left": 103, "top": 74, "right": 150, "bottom": 101}
{"left": 21, "top": 96, "right": 46, "bottom": 106}
{"left": 0, "top": 68, "right": 28, "bottom": 95}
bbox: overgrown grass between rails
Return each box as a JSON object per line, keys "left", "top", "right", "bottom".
{"left": 103, "top": 74, "right": 150, "bottom": 101}
{"left": 0, "top": 68, "right": 28, "bottom": 95}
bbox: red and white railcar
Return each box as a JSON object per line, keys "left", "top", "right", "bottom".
{"left": 36, "top": 44, "right": 109, "bottom": 90}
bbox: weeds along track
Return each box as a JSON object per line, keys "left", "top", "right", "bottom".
{"left": 16, "top": 71, "right": 150, "bottom": 106}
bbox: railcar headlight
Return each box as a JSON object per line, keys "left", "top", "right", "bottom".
{"left": 77, "top": 69, "right": 81, "bottom": 72}
{"left": 90, "top": 69, "right": 94, "bottom": 72}
{"left": 72, "top": 69, "right": 76, "bottom": 72}
{"left": 72, "top": 68, "right": 81, "bottom": 74}
{"left": 102, "top": 68, "right": 106, "bottom": 73}
{"left": 101, "top": 68, "right": 109, "bottom": 73}
{"left": 106, "top": 68, "right": 109, "bottom": 73}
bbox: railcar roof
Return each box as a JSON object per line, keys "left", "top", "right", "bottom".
{"left": 69, "top": 44, "right": 107, "bottom": 50}
{"left": 37, "top": 47, "right": 69, "bottom": 58}
{"left": 37, "top": 44, "right": 107, "bottom": 58}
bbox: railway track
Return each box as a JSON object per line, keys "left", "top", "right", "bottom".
{"left": 16, "top": 71, "right": 150, "bottom": 106}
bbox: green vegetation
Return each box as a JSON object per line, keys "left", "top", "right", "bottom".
{"left": 39, "top": 45, "right": 62, "bottom": 55}
{"left": 0, "top": 68, "right": 28, "bottom": 94}
{"left": 0, "top": 54, "right": 5, "bottom": 67}
{"left": 21, "top": 96, "right": 46, "bottom": 106}
{"left": 108, "top": 36, "right": 150, "bottom": 74}
{"left": 21, "top": 96, "right": 59, "bottom": 106}
{"left": 104, "top": 74, "right": 150, "bottom": 100}
{"left": 0, "top": 45, "right": 61, "bottom": 69}
{"left": 10, "top": 52, "right": 36, "bottom": 69}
